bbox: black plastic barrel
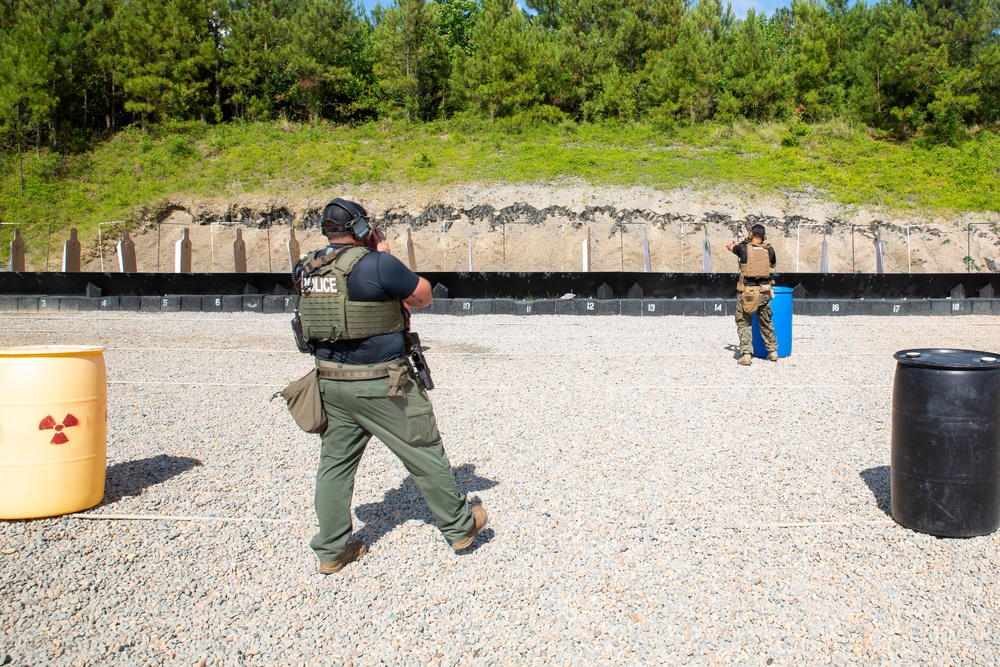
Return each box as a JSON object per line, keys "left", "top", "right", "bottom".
{"left": 891, "top": 348, "right": 1000, "bottom": 537}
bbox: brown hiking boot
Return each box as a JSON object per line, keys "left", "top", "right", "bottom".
{"left": 767, "top": 351, "right": 778, "bottom": 362}
{"left": 452, "top": 505, "right": 489, "bottom": 551}
{"left": 318, "top": 541, "right": 367, "bottom": 574}
{"left": 738, "top": 353, "right": 752, "bottom": 366}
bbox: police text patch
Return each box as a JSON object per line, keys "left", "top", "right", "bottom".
{"left": 302, "top": 275, "right": 339, "bottom": 294}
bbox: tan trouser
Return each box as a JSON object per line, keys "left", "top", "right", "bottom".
{"left": 736, "top": 287, "right": 776, "bottom": 355}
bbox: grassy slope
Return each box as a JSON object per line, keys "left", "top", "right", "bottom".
{"left": 1, "top": 118, "right": 998, "bottom": 264}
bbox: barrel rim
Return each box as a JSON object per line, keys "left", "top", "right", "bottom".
{"left": 894, "top": 347, "right": 1000, "bottom": 369}
{"left": 0, "top": 345, "right": 106, "bottom": 357}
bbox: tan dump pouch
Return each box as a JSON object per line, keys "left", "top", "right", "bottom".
{"left": 739, "top": 285, "right": 762, "bottom": 315}
{"left": 277, "top": 368, "right": 327, "bottom": 434}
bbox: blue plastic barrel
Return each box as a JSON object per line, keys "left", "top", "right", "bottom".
{"left": 752, "top": 286, "right": 793, "bottom": 358}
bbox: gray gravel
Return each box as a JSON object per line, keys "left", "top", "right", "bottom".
{"left": 3, "top": 310, "right": 1000, "bottom": 666}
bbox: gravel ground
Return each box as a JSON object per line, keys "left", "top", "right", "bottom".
{"left": 3, "top": 310, "right": 1000, "bottom": 666}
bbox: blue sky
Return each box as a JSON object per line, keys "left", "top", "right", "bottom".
{"left": 728, "top": 0, "right": 788, "bottom": 18}
{"left": 360, "top": 0, "right": 790, "bottom": 21}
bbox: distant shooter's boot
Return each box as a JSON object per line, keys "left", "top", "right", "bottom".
{"left": 738, "top": 353, "right": 752, "bottom": 366}
{"left": 767, "top": 351, "right": 778, "bottom": 362}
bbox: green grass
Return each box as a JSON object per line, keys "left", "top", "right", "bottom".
{"left": 1, "top": 118, "right": 998, "bottom": 266}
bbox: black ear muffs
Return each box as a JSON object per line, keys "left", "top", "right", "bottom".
{"left": 327, "top": 198, "right": 372, "bottom": 242}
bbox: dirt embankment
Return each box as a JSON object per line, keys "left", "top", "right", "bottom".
{"left": 80, "top": 183, "right": 1000, "bottom": 276}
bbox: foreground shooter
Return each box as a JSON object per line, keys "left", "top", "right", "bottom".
{"left": 292, "top": 198, "right": 488, "bottom": 574}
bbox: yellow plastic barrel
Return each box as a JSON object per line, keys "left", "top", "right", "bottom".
{"left": 0, "top": 345, "right": 107, "bottom": 519}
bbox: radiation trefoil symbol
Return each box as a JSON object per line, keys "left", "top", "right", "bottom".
{"left": 39, "top": 414, "right": 79, "bottom": 445}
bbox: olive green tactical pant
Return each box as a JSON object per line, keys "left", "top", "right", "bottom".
{"left": 311, "top": 373, "right": 473, "bottom": 562}
{"left": 736, "top": 289, "right": 776, "bottom": 355}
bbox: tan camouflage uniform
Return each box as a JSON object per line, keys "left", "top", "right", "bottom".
{"left": 731, "top": 237, "right": 777, "bottom": 359}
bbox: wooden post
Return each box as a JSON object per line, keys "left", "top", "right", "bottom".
{"left": 582, "top": 227, "right": 591, "bottom": 272}
{"left": 679, "top": 222, "right": 685, "bottom": 272}
{"left": 175, "top": 227, "right": 192, "bottom": 273}
{"left": 233, "top": 227, "right": 247, "bottom": 273}
{"left": 46, "top": 221, "right": 52, "bottom": 271}
{"left": 62, "top": 228, "right": 82, "bottom": 272}
{"left": 266, "top": 224, "right": 272, "bottom": 272}
{"left": 10, "top": 227, "right": 25, "bottom": 272}
{"left": 117, "top": 231, "right": 137, "bottom": 272}
{"left": 405, "top": 227, "right": 417, "bottom": 271}
{"left": 287, "top": 226, "right": 301, "bottom": 273}
{"left": 468, "top": 237, "right": 473, "bottom": 271}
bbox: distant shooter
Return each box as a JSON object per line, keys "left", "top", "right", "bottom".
{"left": 727, "top": 224, "right": 778, "bottom": 366}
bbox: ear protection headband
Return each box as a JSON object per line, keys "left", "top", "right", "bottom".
{"left": 325, "top": 198, "right": 372, "bottom": 242}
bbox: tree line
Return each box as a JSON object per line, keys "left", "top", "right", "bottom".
{"left": 1, "top": 0, "right": 998, "bottom": 155}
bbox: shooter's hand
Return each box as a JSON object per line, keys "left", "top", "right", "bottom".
{"left": 366, "top": 225, "right": 390, "bottom": 254}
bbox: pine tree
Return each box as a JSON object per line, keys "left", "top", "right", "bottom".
{"left": 548, "top": 0, "right": 612, "bottom": 118}
{"left": 846, "top": 1, "right": 902, "bottom": 130}
{"left": 869, "top": 0, "right": 997, "bottom": 139}
{"left": 590, "top": 0, "right": 655, "bottom": 119}
{"left": 0, "top": 0, "right": 57, "bottom": 188}
{"left": 717, "top": 9, "right": 794, "bottom": 121}
{"left": 437, "top": 0, "right": 480, "bottom": 55}
{"left": 83, "top": 0, "right": 127, "bottom": 132}
{"left": 644, "top": 0, "right": 727, "bottom": 123}
{"left": 545, "top": 0, "right": 656, "bottom": 120}
{"left": 784, "top": 0, "right": 843, "bottom": 120}
{"left": 280, "top": 0, "right": 374, "bottom": 122}
{"left": 451, "top": 0, "right": 554, "bottom": 118}
{"left": 373, "top": 0, "right": 450, "bottom": 121}
{"left": 221, "top": 0, "right": 298, "bottom": 121}
{"left": 113, "top": 0, "right": 220, "bottom": 124}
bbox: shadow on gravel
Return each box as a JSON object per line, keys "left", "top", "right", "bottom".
{"left": 353, "top": 463, "right": 498, "bottom": 548}
{"left": 102, "top": 454, "right": 203, "bottom": 505}
{"left": 860, "top": 466, "right": 892, "bottom": 517}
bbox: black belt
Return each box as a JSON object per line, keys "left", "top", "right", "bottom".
{"left": 743, "top": 279, "right": 771, "bottom": 286}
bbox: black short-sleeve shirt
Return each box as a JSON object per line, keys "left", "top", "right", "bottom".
{"left": 309, "top": 245, "right": 419, "bottom": 365}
